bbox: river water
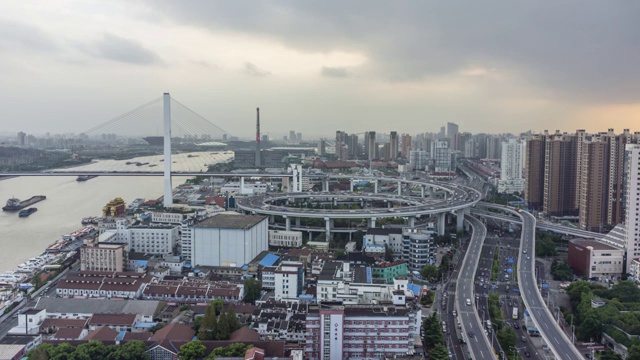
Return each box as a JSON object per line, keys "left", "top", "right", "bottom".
{"left": 0, "top": 151, "right": 232, "bottom": 273}
{"left": 0, "top": 176, "right": 192, "bottom": 273}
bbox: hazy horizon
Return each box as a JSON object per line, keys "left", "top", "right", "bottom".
{"left": 2, "top": 1, "right": 639, "bottom": 139}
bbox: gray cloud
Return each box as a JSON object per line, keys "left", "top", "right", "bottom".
{"left": 321, "top": 66, "right": 349, "bottom": 78}
{"left": 151, "top": 1, "right": 640, "bottom": 103}
{"left": 244, "top": 62, "right": 271, "bottom": 77}
{"left": 84, "top": 33, "right": 163, "bottom": 65}
{"left": 0, "top": 20, "right": 56, "bottom": 51}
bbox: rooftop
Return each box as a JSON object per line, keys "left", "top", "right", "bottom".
{"left": 366, "top": 228, "right": 403, "bottom": 235}
{"left": 570, "top": 239, "right": 621, "bottom": 251}
{"left": 195, "top": 214, "right": 267, "bottom": 229}
{"left": 35, "top": 298, "right": 164, "bottom": 317}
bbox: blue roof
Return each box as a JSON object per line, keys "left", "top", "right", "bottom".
{"left": 116, "top": 331, "right": 127, "bottom": 341}
{"left": 407, "top": 283, "right": 420, "bottom": 296}
{"left": 134, "top": 322, "right": 158, "bottom": 328}
{"left": 241, "top": 264, "right": 249, "bottom": 270}
{"left": 183, "top": 263, "right": 192, "bottom": 268}
{"left": 136, "top": 260, "right": 148, "bottom": 267}
{"left": 366, "top": 266, "right": 372, "bottom": 283}
{"left": 259, "top": 253, "right": 280, "bottom": 267}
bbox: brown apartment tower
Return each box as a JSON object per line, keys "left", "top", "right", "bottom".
{"left": 542, "top": 131, "right": 578, "bottom": 217}
{"left": 525, "top": 133, "right": 546, "bottom": 210}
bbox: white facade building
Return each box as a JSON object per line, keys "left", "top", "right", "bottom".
{"left": 191, "top": 214, "right": 268, "bottom": 267}
{"left": 409, "top": 150, "right": 428, "bottom": 171}
{"left": 274, "top": 261, "right": 305, "bottom": 300}
{"left": 625, "top": 144, "right": 640, "bottom": 273}
{"left": 151, "top": 212, "right": 187, "bottom": 224}
{"left": 432, "top": 139, "right": 452, "bottom": 173}
{"left": 269, "top": 230, "right": 303, "bottom": 248}
{"left": 364, "top": 227, "right": 436, "bottom": 270}
{"left": 115, "top": 221, "right": 179, "bottom": 255}
{"left": 498, "top": 138, "right": 526, "bottom": 194}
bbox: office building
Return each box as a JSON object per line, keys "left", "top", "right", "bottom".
{"left": 317, "top": 139, "right": 326, "bottom": 156}
{"left": 568, "top": 239, "right": 624, "bottom": 281}
{"left": 274, "top": 261, "right": 304, "bottom": 300}
{"left": 409, "top": 150, "right": 428, "bottom": 171}
{"left": 498, "top": 139, "right": 526, "bottom": 194}
{"left": 17, "top": 131, "right": 26, "bottom": 146}
{"left": 432, "top": 139, "right": 451, "bottom": 172}
{"left": 115, "top": 221, "right": 179, "bottom": 255}
{"left": 269, "top": 230, "right": 303, "bottom": 248}
{"left": 305, "top": 302, "right": 421, "bottom": 359}
{"left": 447, "top": 122, "right": 458, "bottom": 146}
{"left": 80, "top": 243, "right": 128, "bottom": 272}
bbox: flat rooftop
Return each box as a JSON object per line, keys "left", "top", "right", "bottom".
{"left": 195, "top": 214, "right": 267, "bottom": 229}
{"left": 571, "top": 239, "right": 621, "bottom": 251}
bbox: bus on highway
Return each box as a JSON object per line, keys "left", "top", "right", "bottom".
{"left": 512, "top": 307, "right": 519, "bottom": 320}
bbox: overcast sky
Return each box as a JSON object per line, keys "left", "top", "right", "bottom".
{"left": 1, "top": 1, "right": 639, "bottom": 139}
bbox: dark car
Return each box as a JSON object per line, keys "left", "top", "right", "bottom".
{"left": 513, "top": 322, "right": 519, "bottom": 329}
{"left": 524, "top": 350, "right": 530, "bottom": 357}
{"left": 468, "top": 331, "right": 475, "bottom": 338}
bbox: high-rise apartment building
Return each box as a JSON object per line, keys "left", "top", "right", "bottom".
{"left": 317, "top": 139, "right": 326, "bottom": 156}
{"left": 486, "top": 136, "right": 502, "bottom": 160}
{"left": 624, "top": 144, "right": 640, "bottom": 272}
{"left": 498, "top": 138, "right": 526, "bottom": 194}
{"left": 543, "top": 131, "right": 578, "bottom": 217}
{"left": 409, "top": 150, "right": 428, "bottom": 171}
{"left": 447, "top": 122, "right": 458, "bottom": 143}
{"left": 401, "top": 133, "right": 412, "bottom": 158}
{"left": 17, "top": 132, "right": 26, "bottom": 146}
{"left": 390, "top": 131, "right": 399, "bottom": 159}
{"left": 578, "top": 138, "right": 610, "bottom": 231}
{"left": 366, "top": 131, "right": 377, "bottom": 160}
{"left": 432, "top": 139, "right": 451, "bottom": 173}
{"left": 525, "top": 134, "right": 546, "bottom": 210}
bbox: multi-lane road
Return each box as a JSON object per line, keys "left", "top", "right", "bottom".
{"left": 456, "top": 215, "right": 496, "bottom": 360}
{"left": 484, "top": 205, "right": 583, "bottom": 360}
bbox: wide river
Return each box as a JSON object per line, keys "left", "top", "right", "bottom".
{"left": 0, "top": 151, "right": 232, "bottom": 274}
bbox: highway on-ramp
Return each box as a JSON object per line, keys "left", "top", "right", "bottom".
{"left": 456, "top": 215, "right": 496, "bottom": 360}
{"left": 484, "top": 204, "right": 583, "bottom": 360}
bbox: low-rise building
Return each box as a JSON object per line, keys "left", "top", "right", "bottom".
{"left": 251, "top": 300, "right": 307, "bottom": 342}
{"left": 269, "top": 230, "right": 303, "bottom": 248}
{"left": 142, "top": 279, "right": 244, "bottom": 302}
{"left": 34, "top": 298, "right": 163, "bottom": 323}
{"left": 115, "top": 220, "right": 179, "bottom": 255}
{"left": 568, "top": 239, "right": 625, "bottom": 280}
{"left": 88, "top": 313, "right": 138, "bottom": 332}
{"left": 55, "top": 271, "right": 154, "bottom": 299}
{"left": 80, "top": 243, "right": 128, "bottom": 272}
{"left": 372, "top": 261, "right": 409, "bottom": 284}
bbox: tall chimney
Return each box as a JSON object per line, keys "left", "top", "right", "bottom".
{"left": 255, "top": 107, "right": 262, "bottom": 167}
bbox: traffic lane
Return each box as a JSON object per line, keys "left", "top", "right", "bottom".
{"left": 459, "top": 310, "right": 493, "bottom": 360}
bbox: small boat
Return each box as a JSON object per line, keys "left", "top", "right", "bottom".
{"left": 18, "top": 208, "right": 37, "bottom": 217}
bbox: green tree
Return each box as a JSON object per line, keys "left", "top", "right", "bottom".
{"left": 243, "top": 278, "right": 262, "bottom": 304}
{"left": 206, "top": 343, "right": 253, "bottom": 358}
{"left": 225, "top": 308, "right": 240, "bottom": 333}
{"left": 610, "top": 280, "right": 640, "bottom": 302}
{"left": 210, "top": 299, "right": 224, "bottom": 314}
{"left": 627, "top": 345, "right": 640, "bottom": 360}
{"left": 28, "top": 343, "right": 56, "bottom": 360}
{"left": 192, "top": 315, "right": 203, "bottom": 333}
{"left": 215, "top": 309, "right": 230, "bottom": 340}
{"left": 107, "top": 340, "right": 149, "bottom": 360}
{"left": 421, "top": 265, "right": 439, "bottom": 280}
{"left": 497, "top": 326, "right": 516, "bottom": 355}
{"left": 179, "top": 340, "right": 206, "bottom": 360}
{"left": 577, "top": 315, "right": 602, "bottom": 341}
{"left": 75, "top": 340, "right": 110, "bottom": 360}
{"left": 384, "top": 245, "right": 394, "bottom": 261}
{"left": 428, "top": 343, "right": 449, "bottom": 360}
{"left": 198, "top": 304, "right": 218, "bottom": 340}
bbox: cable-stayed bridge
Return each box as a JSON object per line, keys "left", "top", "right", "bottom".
{"left": 83, "top": 95, "right": 232, "bottom": 142}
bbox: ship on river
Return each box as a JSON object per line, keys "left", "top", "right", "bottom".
{"left": 76, "top": 175, "right": 98, "bottom": 182}
{"left": 2, "top": 195, "right": 46, "bottom": 211}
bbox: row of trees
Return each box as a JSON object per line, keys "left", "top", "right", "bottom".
{"left": 178, "top": 340, "right": 255, "bottom": 360}
{"left": 28, "top": 340, "right": 149, "bottom": 360}
{"left": 551, "top": 259, "right": 573, "bottom": 281}
{"left": 196, "top": 300, "right": 241, "bottom": 341}
{"left": 422, "top": 312, "right": 449, "bottom": 359}
{"left": 535, "top": 232, "right": 559, "bottom": 257}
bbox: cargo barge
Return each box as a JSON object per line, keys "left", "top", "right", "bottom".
{"left": 2, "top": 195, "right": 46, "bottom": 211}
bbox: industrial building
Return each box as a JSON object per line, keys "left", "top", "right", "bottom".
{"left": 191, "top": 214, "right": 268, "bottom": 267}
{"left": 567, "top": 239, "right": 624, "bottom": 280}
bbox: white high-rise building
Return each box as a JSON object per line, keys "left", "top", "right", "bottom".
{"left": 432, "top": 139, "right": 451, "bottom": 173}
{"left": 409, "top": 150, "right": 428, "bottom": 171}
{"left": 625, "top": 144, "right": 640, "bottom": 273}
{"left": 498, "top": 139, "right": 526, "bottom": 194}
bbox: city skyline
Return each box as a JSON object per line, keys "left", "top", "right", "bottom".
{"left": 2, "top": 1, "right": 640, "bottom": 138}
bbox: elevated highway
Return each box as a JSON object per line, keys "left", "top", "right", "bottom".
{"left": 471, "top": 206, "right": 604, "bottom": 240}
{"left": 456, "top": 216, "right": 496, "bottom": 360}
{"left": 482, "top": 203, "right": 583, "bottom": 360}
